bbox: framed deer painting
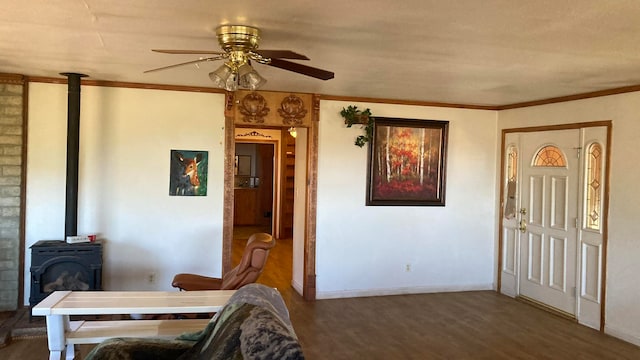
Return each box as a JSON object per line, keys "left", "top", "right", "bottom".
{"left": 169, "top": 149, "right": 208, "bottom": 196}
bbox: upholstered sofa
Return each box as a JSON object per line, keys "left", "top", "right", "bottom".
{"left": 85, "top": 284, "right": 304, "bottom": 360}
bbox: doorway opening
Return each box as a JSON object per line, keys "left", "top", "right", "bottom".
{"left": 233, "top": 142, "right": 275, "bottom": 234}
{"left": 223, "top": 94, "right": 319, "bottom": 301}
{"left": 232, "top": 132, "right": 296, "bottom": 293}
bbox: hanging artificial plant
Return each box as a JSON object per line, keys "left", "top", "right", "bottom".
{"left": 340, "top": 105, "right": 374, "bottom": 147}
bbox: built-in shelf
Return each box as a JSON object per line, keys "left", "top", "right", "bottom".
{"left": 280, "top": 130, "right": 296, "bottom": 238}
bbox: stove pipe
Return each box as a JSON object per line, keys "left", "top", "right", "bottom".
{"left": 61, "top": 72, "right": 87, "bottom": 238}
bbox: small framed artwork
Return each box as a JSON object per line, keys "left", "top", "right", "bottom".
{"left": 169, "top": 150, "right": 208, "bottom": 196}
{"left": 367, "top": 117, "right": 449, "bottom": 206}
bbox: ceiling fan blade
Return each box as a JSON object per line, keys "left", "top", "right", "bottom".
{"left": 267, "top": 58, "right": 334, "bottom": 80}
{"left": 253, "top": 50, "right": 309, "bottom": 60}
{"left": 152, "top": 49, "right": 225, "bottom": 55}
{"left": 144, "top": 56, "right": 223, "bottom": 73}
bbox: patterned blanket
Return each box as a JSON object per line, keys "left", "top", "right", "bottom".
{"left": 85, "top": 284, "right": 304, "bottom": 360}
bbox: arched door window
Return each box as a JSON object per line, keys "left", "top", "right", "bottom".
{"left": 533, "top": 145, "right": 567, "bottom": 167}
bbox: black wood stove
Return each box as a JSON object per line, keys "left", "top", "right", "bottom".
{"left": 29, "top": 73, "right": 104, "bottom": 314}
{"left": 29, "top": 240, "right": 102, "bottom": 310}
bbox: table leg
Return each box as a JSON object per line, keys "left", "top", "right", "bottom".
{"left": 65, "top": 344, "right": 76, "bottom": 360}
{"left": 45, "top": 314, "right": 67, "bottom": 360}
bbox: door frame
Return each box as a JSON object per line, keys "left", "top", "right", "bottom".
{"left": 233, "top": 140, "right": 279, "bottom": 235}
{"left": 497, "top": 121, "right": 612, "bottom": 331}
{"left": 221, "top": 93, "right": 320, "bottom": 301}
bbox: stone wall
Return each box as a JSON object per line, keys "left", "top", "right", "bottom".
{"left": 0, "top": 75, "right": 24, "bottom": 311}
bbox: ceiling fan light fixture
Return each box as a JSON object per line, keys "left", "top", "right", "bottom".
{"left": 240, "top": 69, "right": 267, "bottom": 90}
{"left": 237, "top": 62, "right": 253, "bottom": 77}
{"left": 224, "top": 71, "right": 239, "bottom": 91}
{"left": 209, "top": 61, "right": 264, "bottom": 91}
{"left": 209, "top": 63, "right": 233, "bottom": 88}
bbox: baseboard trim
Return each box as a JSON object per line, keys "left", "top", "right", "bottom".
{"left": 605, "top": 325, "right": 640, "bottom": 347}
{"left": 316, "top": 283, "right": 494, "bottom": 300}
{"left": 291, "top": 279, "right": 304, "bottom": 296}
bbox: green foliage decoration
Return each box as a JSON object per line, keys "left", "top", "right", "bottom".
{"left": 340, "top": 105, "right": 374, "bottom": 148}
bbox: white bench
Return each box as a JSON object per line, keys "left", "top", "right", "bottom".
{"left": 32, "top": 290, "right": 235, "bottom": 360}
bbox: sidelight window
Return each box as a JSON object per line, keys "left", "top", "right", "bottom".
{"left": 504, "top": 145, "right": 518, "bottom": 219}
{"left": 585, "top": 142, "right": 603, "bottom": 230}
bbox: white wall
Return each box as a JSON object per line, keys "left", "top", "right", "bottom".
{"left": 25, "top": 83, "right": 226, "bottom": 300}
{"left": 498, "top": 92, "right": 640, "bottom": 346}
{"left": 315, "top": 100, "right": 499, "bottom": 298}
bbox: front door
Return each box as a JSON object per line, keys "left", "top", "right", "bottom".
{"left": 518, "top": 129, "right": 580, "bottom": 315}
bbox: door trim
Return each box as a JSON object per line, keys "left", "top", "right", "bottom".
{"left": 221, "top": 92, "right": 319, "bottom": 301}
{"left": 497, "top": 120, "right": 612, "bottom": 332}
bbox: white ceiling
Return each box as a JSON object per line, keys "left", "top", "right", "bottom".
{"left": 3, "top": 0, "right": 640, "bottom": 106}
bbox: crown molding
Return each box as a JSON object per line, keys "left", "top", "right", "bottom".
{"left": 15, "top": 73, "right": 640, "bottom": 111}
{"left": 319, "top": 94, "right": 499, "bottom": 110}
{"left": 25, "top": 76, "right": 225, "bottom": 94}
{"left": 496, "top": 85, "right": 640, "bottom": 110}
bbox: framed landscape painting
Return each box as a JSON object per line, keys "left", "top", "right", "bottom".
{"left": 367, "top": 117, "right": 449, "bottom": 206}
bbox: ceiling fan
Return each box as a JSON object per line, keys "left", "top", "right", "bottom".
{"left": 145, "top": 25, "right": 335, "bottom": 91}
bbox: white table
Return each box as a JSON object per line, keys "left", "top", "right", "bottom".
{"left": 32, "top": 290, "right": 235, "bottom": 360}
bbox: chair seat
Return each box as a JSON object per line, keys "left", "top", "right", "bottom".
{"left": 172, "top": 274, "right": 223, "bottom": 291}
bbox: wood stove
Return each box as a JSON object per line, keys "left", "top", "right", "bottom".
{"left": 28, "top": 73, "right": 103, "bottom": 312}
{"left": 29, "top": 240, "right": 102, "bottom": 310}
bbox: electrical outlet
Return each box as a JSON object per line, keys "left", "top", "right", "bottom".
{"left": 148, "top": 273, "right": 156, "bottom": 284}
{"left": 405, "top": 264, "right": 411, "bottom": 272}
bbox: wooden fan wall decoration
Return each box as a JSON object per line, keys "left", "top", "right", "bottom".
{"left": 145, "top": 25, "right": 334, "bottom": 91}
{"left": 233, "top": 90, "right": 312, "bottom": 127}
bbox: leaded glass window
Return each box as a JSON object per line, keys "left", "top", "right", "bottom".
{"left": 585, "top": 143, "right": 603, "bottom": 230}
{"left": 533, "top": 145, "right": 566, "bottom": 167}
{"left": 507, "top": 145, "right": 518, "bottom": 182}
{"left": 504, "top": 145, "right": 518, "bottom": 219}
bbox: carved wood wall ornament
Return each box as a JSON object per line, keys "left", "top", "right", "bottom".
{"left": 278, "top": 94, "right": 307, "bottom": 125}
{"left": 236, "top": 130, "right": 273, "bottom": 138}
{"left": 233, "top": 90, "right": 312, "bottom": 127}
{"left": 239, "top": 91, "right": 270, "bottom": 123}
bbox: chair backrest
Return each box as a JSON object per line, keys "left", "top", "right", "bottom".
{"left": 221, "top": 232, "right": 275, "bottom": 290}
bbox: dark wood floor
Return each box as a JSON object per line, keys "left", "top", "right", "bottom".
{"left": 237, "top": 226, "right": 640, "bottom": 359}
{"left": 2, "top": 227, "right": 639, "bottom": 359}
